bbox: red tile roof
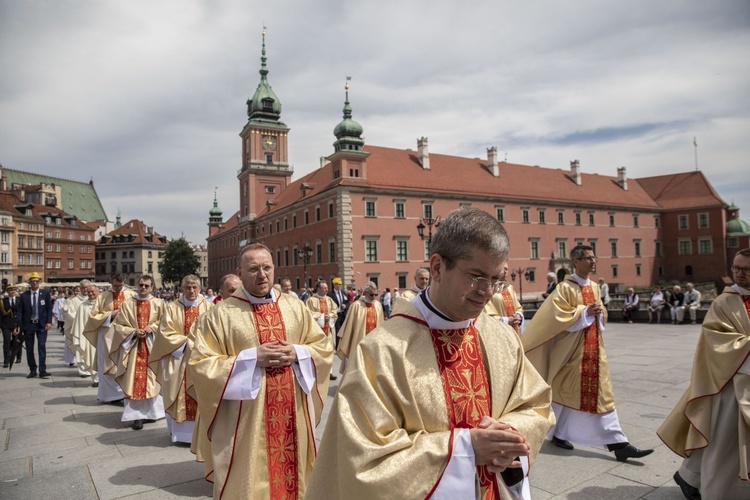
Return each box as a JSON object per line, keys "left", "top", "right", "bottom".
{"left": 261, "top": 145, "right": 660, "bottom": 215}
{"left": 637, "top": 171, "right": 727, "bottom": 210}
{"left": 99, "top": 219, "right": 168, "bottom": 245}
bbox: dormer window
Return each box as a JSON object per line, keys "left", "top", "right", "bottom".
{"left": 262, "top": 98, "right": 274, "bottom": 111}
{"left": 265, "top": 185, "right": 276, "bottom": 194}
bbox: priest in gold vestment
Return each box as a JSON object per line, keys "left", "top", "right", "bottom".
{"left": 111, "top": 275, "right": 166, "bottom": 430}
{"left": 658, "top": 249, "right": 750, "bottom": 499}
{"left": 308, "top": 208, "right": 553, "bottom": 499}
{"left": 151, "top": 274, "right": 212, "bottom": 444}
{"left": 484, "top": 263, "right": 524, "bottom": 335}
{"left": 84, "top": 273, "right": 134, "bottom": 402}
{"left": 187, "top": 243, "right": 333, "bottom": 499}
{"left": 522, "top": 245, "right": 652, "bottom": 462}
{"left": 336, "top": 281, "right": 383, "bottom": 373}
{"left": 71, "top": 283, "right": 100, "bottom": 386}
{"left": 62, "top": 281, "right": 90, "bottom": 377}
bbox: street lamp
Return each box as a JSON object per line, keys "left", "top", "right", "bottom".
{"left": 416, "top": 215, "right": 442, "bottom": 252}
{"left": 298, "top": 244, "right": 314, "bottom": 288}
{"left": 510, "top": 267, "right": 531, "bottom": 303}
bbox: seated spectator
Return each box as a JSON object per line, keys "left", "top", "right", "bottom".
{"left": 622, "top": 288, "right": 639, "bottom": 323}
{"left": 668, "top": 285, "right": 685, "bottom": 324}
{"left": 679, "top": 282, "right": 702, "bottom": 324}
{"left": 648, "top": 286, "right": 666, "bottom": 324}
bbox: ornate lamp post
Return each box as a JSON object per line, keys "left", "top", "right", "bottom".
{"left": 416, "top": 215, "right": 441, "bottom": 253}
{"left": 298, "top": 244, "right": 314, "bottom": 288}
{"left": 510, "top": 267, "right": 531, "bottom": 303}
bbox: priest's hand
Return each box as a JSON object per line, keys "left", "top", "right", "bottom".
{"left": 257, "top": 340, "right": 298, "bottom": 368}
{"left": 507, "top": 315, "right": 521, "bottom": 328}
{"left": 586, "top": 302, "right": 603, "bottom": 316}
{"left": 471, "top": 416, "right": 530, "bottom": 472}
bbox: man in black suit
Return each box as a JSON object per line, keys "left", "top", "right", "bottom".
{"left": 328, "top": 277, "right": 348, "bottom": 346}
{"left": 2, "top": 284, "right": 21, "bottom": 367}
{"left": 16, "top": 272, "right": 53, "bottom": 378}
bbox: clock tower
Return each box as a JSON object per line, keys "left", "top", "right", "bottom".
{"left": 238, "top": 29, "right": 292, "bottom": 223}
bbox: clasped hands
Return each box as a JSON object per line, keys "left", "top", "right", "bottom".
{"left": 470, "top": 416, "right": 530, "bottom": 473}
{"left": 136, "top": 326, "right": 154, "bottom": 339}
{"left": 257, "top": 340, "right": 297, "bottom": 368}
{"left": 586, "top": 302, "right": 603, "bottom": 316}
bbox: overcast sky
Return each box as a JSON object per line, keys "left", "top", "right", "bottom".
{"left": 1, "top": 0, "right": 748, "bottom": 245}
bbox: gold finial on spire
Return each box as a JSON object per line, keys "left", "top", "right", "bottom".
{"left": 345, "top": 75, "right": 352, "bottom": 91}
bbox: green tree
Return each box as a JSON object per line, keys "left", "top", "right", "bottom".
{"left": 160, "top": 238, "right": 200, "bottom": 287}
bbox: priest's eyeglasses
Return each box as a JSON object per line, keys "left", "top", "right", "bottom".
{"left": 247, "top": 265, "right": 274, "bottom": 275}
{"left": 451, "top": 261, "right": 504, "bottom": 294}
{"left": 731, "top": 265, "right": 750, "bottom": 274}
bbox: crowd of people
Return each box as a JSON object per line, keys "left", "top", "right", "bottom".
{"left": 2, "top": 207, "right": 747, "bottom": 499}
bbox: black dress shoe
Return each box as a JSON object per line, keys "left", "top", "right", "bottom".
{"left": 2, "top": 363, "right": 8, "bottom": 368}
{"left": 673, "top": 471, "right": 701, "bottom": 499}
{"left": 329, "top": 373, "right": 338, "bottom": 380}
{"left": 552, "top": 436, "right": 574, "bottom": 450}
{"left": 92, "top": 382, "right": 99, "bottom": 388}
{"left": 132, "top": 420, "right": 143, "bottom": 430}
{"left": 613, "top": 444, "right": 653, "bottom": 462}
{"left": 27, "top": 372, "right": 37, "bottom": 378}
{"left": 39, "top": 371, "right": 51, "bottom": 379}
{"left": 142, "top": 419, "right": 156, "bottom": 424}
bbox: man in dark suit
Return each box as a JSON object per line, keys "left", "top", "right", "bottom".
{"left": 16, "top": 272, "right": 53, "bottom": 378}
{"left": 327, "top": 277, "right": 348, "bottom": 346}
{"left": 2, "top": 284, "right": 21, "bottom": 367}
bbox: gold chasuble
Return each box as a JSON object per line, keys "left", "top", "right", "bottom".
{"left": 658, "top": 287, "right": 750, "bottom": 480}
{"left": 187, "top": 291, "right": 333, "bottom": 500}
{"left": 484, "top": 284, "right": 523, "bottom": 334}
{"left": 336, "top": 298, "right": 384, "bottom": 365}
{"left": 84, "top": 289, "right": 136, "bottom": 374}
{"left": 522, "top": 277, "right": 614, "bottom": 413}
{"left": 429, "top": 323, "right": 499, "bottom": 499}
{"left": 305, "top": 295, "right": 338, "bottom": 336}
{"left": 111, "top": 297, "right": 165, "bottom": 400}
{"left": 151, "top": 298, "right": 213, "bottom": 422}
{"left": 306, "top": 299, "right": 553, "bottom": 499}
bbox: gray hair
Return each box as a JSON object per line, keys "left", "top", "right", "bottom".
{"left": 364, "top": 282, "right": 377, "bottom": 292}
{"left": 181, "top": 274, "right": 201, "bottom": 286}
{"left": 80, "top": 279, "right": 92, "bottom": 288}
{"left": 430, "top": 208, "right": 510, "bottom": 269}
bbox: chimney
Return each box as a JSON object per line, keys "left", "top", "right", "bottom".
{"left": 617, "top": 166, "right": 628, "bottom": 191}
{"left": 570, "top": 159, "right": 581, "bottom": 186}
{"left": 417, "top": 137, "right": 430, "bottom": 170}
{"left": 487, "top": 147, "right": 499, "bottom": 177}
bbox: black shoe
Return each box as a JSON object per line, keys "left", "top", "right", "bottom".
{"left": 614, "top": 444, "right": 653, "bottom": 462}
{"left": 92, "top": 382, "right": 99, "bottom": 388}
{"left": 329, "top": 373, "right": 338, "bottom": 380}
{"left": 27, "top": 372, "right": 37, "bottom": 378}
{"left": 142, "top": 419, "right": 156, "bottom": 424}
{"left": 39, "top": 371, "right": 51, "bottom": 379}
{"left": 132, "top": 420, "right": 143, "bottom": 430}
{"left": 673, "top": 471, "right": 701, "bottom": 499}
{"left": 68, "top": 363, "right": 76, "bottom": 367}
{"left": 2, "top": 363, "right": 8, "bottom": 368}
{"left": 552, "top": 436, "right": 574, "bottom": 450}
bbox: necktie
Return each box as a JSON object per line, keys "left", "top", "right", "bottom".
{"left": 32, "top": 292, "right": 38, "bottom": 320}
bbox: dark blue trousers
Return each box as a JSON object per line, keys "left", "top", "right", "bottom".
{"left": 24, "top": 325, "right": 47, "bottom": 373}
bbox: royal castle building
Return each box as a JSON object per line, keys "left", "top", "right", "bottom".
{"left": 207, "top": 35, "right": 744, "bottom": 295}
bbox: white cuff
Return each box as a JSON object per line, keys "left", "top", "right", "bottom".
{"left": 431, "top": 428, "right": 476, "bottom": 499}
{"left": 316, "top": 315, "right": 326, "bottom": 328}
{"left": 171, "top": 342, "right": 187, "bottom": 359}
{"left": 121, "top": 331, "right": 138, "bottom": 350}
{"left": 223, "top": 347, "right": 262, "bottom": 400}
{"left": 501, "top": 316, "right": 510, "bottom": 325}
{"left": 291, "top": 345, "right": 315, "bottom": 395}
{"left": 103, "top": 313, "right": 113, "bottom": 328}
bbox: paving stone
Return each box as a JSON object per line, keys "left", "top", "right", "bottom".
{"left": 0, "top": 464, "right": 97, "bottom": 500}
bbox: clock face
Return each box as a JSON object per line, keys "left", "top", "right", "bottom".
{"left": 262, "top": 136, "right": 277, "bottom": 151}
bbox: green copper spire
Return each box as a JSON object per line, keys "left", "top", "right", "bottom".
{"left": 247, "top": 28, "right": 284, "bottom": 124}
{"left": 209, "top": 188, "right": 223, "bottom": 223}
{"left": 333, "top": 78, "right": 364, "bottom": 152}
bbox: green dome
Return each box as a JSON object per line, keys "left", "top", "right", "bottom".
{"left": 332, "top": 83, "right": 365, "bottom": 152}
{"left": 209, "top": 191, "right": 223, "bottom": 223}
{"left": 247, "top": 31, "right": 282, "bottom": 123}
{"left": 727, "top": 217, "right": 750, "bottom": 236}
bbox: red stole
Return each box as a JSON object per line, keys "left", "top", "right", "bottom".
{"left": 251, "top": 302, "right": 299, "bottom": 500}
{"left": 429, "top": 325, "right": 499, "bottom": 500}
{"left": 365, "top": 302, "right": 377, "bottom": 334}
{"left": 182, "top": 304, "right": 200, "bottom": 421}
{"left": 113, "top": 291, "right": 125, "bottom": 311}
{"left": 318, "top": 297, "right": 330, "bottom": 336}
{"left": 132, "top": 299, "right": 151, "bottom": 400}
{"left": 743, "top": 295, "right": 750, "bottom": 319}
{"left": 501, "top": 290, "right": 518, "bottom": 334}
{"left": 579, "top": 285, "right": 600, "bottom": 413}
